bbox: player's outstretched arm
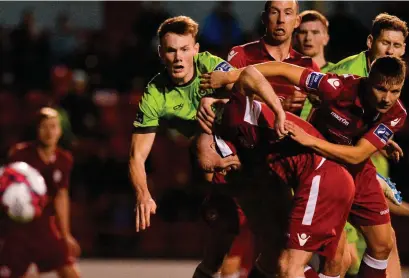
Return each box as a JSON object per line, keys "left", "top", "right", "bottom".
{"left": 285, "top": 121, "right": 378, "bottom": 165}
{"left": 129, "top": 133, "right": 157, "bottom": 232}
{"left": 237, "top": 66, "right": 287, "bottom": 137}
{"left": 200, "top": 62, "right": 306, "bottom": 90}
{"left": 388, "top": 200, "right": 409, "bottom": 217}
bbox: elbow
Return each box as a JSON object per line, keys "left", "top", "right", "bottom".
{"left": 240, "top": 65, "right": 259, "bottom": 81}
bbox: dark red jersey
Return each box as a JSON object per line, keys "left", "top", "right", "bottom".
{"left": 8, "top": 142, "right": 73, "bottom": 217}
{"left": 214, "top": 92, "right": 326, "bottom": 186}
{"left": 228, "top": 37, "right": 320, "bottom": 115}
{"left": 298, "top": 69, "right": 407, "bottom": 150}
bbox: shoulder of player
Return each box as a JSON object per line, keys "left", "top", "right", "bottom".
{"left": 329, "top": 53, "right": 363, "bottom": 73}
{"left": 56, "top": 148, "right": 74, "bottom": 166}
{"left": 144, "top": 71, "right": 169, "bottom": 96}
{"left": 8, "top": 141, "right": 33, "bottom": 157}
{"left": 229, "top": 40, "right": 261, "bottom": 57}
{"left": 390, "top": 99, "right": 407, "bottom": 118}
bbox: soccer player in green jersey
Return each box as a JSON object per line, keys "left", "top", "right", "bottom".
{"left": 129, "top": 15, "right": 286, "bottom": 236}
{"left": 129, "top": 16, "right": 234, "bottom": 233}
{"left": 294, "top": 10, "right": 335, "bottom": 121}
{"left": 327, "top": 13, "right": 408, "bottom": 277}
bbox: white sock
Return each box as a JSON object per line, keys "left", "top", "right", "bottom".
{"left": 362, "top": 253, "right": 388, "bottom": 270}
{"left": 318, "top": 274, "right": 340, "bottom": 278}
{"left": 221, "top": 272, "right": 240, "bottom": 278}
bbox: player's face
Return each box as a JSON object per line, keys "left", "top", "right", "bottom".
{"left": 198, "top": 142, "right": 242, "bottom": 182}
{"left": 367, "top": 30, "right": 406, "bottom": 61}
{"left": 368, "top": 82, "right": 403, "bottom": 113}
{"left": 37, "top": 117, "right": 62, "bottom": 147}
{"left": 263, "top": 0, "right": 300, "bottom": 43}
{"left": 159, "top": 32, "right": 199, "bottom": 85}
{"left": 296, "top": 20, "right": 329, "bottom": 57}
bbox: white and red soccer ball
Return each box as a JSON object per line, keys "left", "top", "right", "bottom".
{"left": 0, "top": 162, "right": 47, "bottom": 223}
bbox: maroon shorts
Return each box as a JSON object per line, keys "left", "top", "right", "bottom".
{"left": 349, "top": 162, "right": 390, "bottom": 227}
{"left": 286, "top": 159, "right": 355, "bottom": 259}
{"left": 0, "top": 216, "right": 74, "bottom": 277}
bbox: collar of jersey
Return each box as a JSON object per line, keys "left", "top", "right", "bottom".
{"left": 260, "top": 36, "right": 299, "bottom": 61}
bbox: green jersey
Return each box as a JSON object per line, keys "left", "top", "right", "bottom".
{"left": 300, "top": 61, "right": 335, "bottom": 120}
{"left": 133, "top": 52, "right": 233, "bottom": 137}
{"left": 327, "top": 50, "right": 369, "bottom": 76}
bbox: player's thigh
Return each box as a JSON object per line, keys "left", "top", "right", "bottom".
{"left": 288, "top": 162, "right": 354, "bottom": 258}
{"left": 34, "top": 228, "right": 74, "bottom": 274}
{"left": 0, "top": 237, "right": 32, "bottom": 278}
{"left": 350, "top": 165, "right": 390, "bottom": 226}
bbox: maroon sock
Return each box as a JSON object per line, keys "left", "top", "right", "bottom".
{"left": 358, "top": 254, "right": 387, "bottom": 278}
{"left": 304, "top": 266, "right": 320, "bottom": 278}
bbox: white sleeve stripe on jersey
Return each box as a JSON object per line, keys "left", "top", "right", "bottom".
{"left": 214, "top": 135, "right": 233, "bottom": 158}
{"left": 315, "top": 158, "right": 326, "bottom": 170}
{"left": 244, "top": 97, "right": 262, "bottom": 126}
{"left": 302, "top": 175, "right": 321, "bottom": 226}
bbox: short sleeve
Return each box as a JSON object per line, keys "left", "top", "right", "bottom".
{"left": 363, "top": 111, "right": 406, "bottom": 150}
{"left": 198, "top": 51, "right": 235, "bottom": 73}
{"left": 227, "top": 46, "right": 247, "bottom": 69}
{"left": 133, "top": 86, "right": 162, "bottom": 133}
{"left": 299, "top": 69, "right": 348, "bottom": 102}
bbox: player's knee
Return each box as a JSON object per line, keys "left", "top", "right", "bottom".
{"left": 221, "top": 256, "right": 241, "bottom": 275}
{"left": 370, "top": 234, "right": 394, "bottom": 258}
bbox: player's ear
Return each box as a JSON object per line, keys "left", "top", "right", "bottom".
{"left": 323, "top": 33, "right": 330, "bottom": 47}
{"left": 194, "top": 42, "right": 200, "bottom": 55}
{"left": 158, "top": 45, "right": 163, "bottom": 59}
{"left": 294, "top": 14, "right": 301, "bottom": 29}
{"left": 367, "top": 34, "right": 374, "bottom": 50}
{"left": 402, "top": 43, "right": 406, "bottom": 57}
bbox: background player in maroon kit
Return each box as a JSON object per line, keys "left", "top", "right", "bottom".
{"left": 201, "top": 56, "right": 406, "bottom": 278}
{"left": 194, "top": 67, "right": 355, "bottom": 277}
{"left": 197, "top": 1, "right": 320, "bottom": 276}
{"left": 0, "top": 107, "right": 80, "bottom": 278}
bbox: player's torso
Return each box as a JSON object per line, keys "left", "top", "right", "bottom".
{"left": 231, "top": 40, "right": 315, "bottom": 115}
{"left": 10, "top": 143, "right": 68, "bottom": 199}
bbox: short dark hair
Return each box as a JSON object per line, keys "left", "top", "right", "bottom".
{"left": 264, "top": 0, "right": 299, "bottom": 13}
{"left": 371, "top": 13, "right": 408, "bottom": 40}
{"left": 369, "top": 56, "right": 406, "bottom": 86}
{"left": 299, "top": 10, "right": 329, "bottom": 31}
{"left": 157, "top": 16, "right": 199, "bottom": 42}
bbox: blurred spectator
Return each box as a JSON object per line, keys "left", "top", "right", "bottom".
{"left": 200, "top": 2, "right": 244, "bottom": 57}
{"left": 133, "top": 2, "right": 171, "bottom": 51}
{"left": 60, "top": 69, "right": 101, "bottom": 139}
{"left": 10, "top": 9, "right": 51, "bottom": 93}
{"left": 326, "top": 2, "right": 369, "bottom": 62}
{"left": 50, "top": 13, "right": 78, "bottom": 65}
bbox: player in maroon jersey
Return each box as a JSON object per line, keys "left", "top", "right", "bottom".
{"left": 0, "top": 107, "right": 80, "bottom": 278}
{"left": 201, "top": 56, "right": 406, "bottom": 278}
{"left": 196, "top": 2, "right": 320, "bottom": 276}
{"left": 194, "top": 69, "right": 355, "bottom": 278}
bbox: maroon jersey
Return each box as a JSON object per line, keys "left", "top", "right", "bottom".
{"left": 8, "top": 142, "right": 73, "bottom": 216}
{"left": 214, "top": 92, "right": 326, "bottom": 185}
{"left": 228, "top": 37, "right": 320, "bottom": 115}
{"left": 298, "top": 69, "right": 407, "bottom": 150}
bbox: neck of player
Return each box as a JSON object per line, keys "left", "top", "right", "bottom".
{"left": 312, "top": 52, "right": 327, "bottom": 69}
{"left": 37, "top": 143, "right": 56, "bottom": 163}
{"left": 264, "top": 36, "right": 292, "bottom": 61}
{"left": 173, "top": 69, "right": 195, "bottom": 86}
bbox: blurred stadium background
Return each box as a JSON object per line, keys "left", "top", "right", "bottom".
{"left": 1, "top": 1, "right": 409, "bottom": 277}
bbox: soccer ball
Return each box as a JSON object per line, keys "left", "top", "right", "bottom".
{"left": 0, "top": 162, "right": 47, "bottom": 223}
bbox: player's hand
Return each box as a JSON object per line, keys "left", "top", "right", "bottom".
{"left": 281, "top": 90, "right": 307, "bottom": 113}
{"left": 197, "top": 97, "right": 229, "bottom": 134}
{"left": 200, "top": 71, "right": 231, "bottom": 90}
{"left": 275, "top": 109, "right": 287, "bottom": 138}
{"left": 135, "top": 193, "right": 157, "bottom": 232}
{"left": 384, "top": 140, "right": 403, "bottom": 163}
{"left": 64, "top": 234, "right": 81, "bottom": 257}
{"left": 285, "top": 120, "right": 315, "bottom": 147}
